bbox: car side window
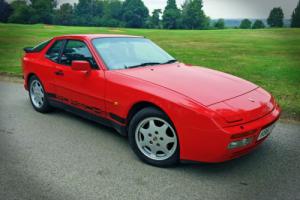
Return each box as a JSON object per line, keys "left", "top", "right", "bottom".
{"left": 60, "top": 40, "right": 98, "bottom": 69}
{"left": 45, "top": 40, "right": 64, "bottom": 63}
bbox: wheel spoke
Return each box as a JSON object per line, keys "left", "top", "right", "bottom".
{"left": 38, "top": 89, "right": 44, "bottom": 97}
{"left": 34, "top": 83, "right": 39, "bottom": 90}
{"left": 139, "top": 127, "right": 148, "bottom": 135}
{"left": 37, "top": 97, "right": 41, "bottom": 104}
{"left": 159, "top": 124, "right": 169, "bottom": 133}
{"left": 139, "top": 139, "right": 148, "bottom": 147}
{"left": 33, "top": 96, "right": 37, "bottom": 103}
{"left": 148, "top": 144, "right": 158, "bottom": 155}
{"left": 159, "top": 145, "right": 169, "bottom": 155}
{"left": 164, "top": 135, "right": 176, "bottom": 144}
{"left": 148, "top": 119, "right": 157, "bottom": 132}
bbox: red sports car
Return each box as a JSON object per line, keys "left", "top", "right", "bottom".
{"left": 22, "top": 34, "right": 281, "bottom": 167}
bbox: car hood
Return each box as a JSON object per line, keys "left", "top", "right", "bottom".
{"left": 117, "top": 63, "right": 258, "bottom": 106}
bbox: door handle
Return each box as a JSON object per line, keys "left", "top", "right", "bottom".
{"left": 55, "top": 70, "right": 64, "bottom": 76}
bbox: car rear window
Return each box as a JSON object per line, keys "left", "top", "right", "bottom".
{"left": 31, "top": 39, "right": 52, "bottom": 52}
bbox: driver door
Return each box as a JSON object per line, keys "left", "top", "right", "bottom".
{"left": 54, "top": 39, "right": 106, "bottom": 118}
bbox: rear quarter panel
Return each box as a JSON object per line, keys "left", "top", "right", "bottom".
{"left": 22, "top": 40, "right": 57, "bottom": 94}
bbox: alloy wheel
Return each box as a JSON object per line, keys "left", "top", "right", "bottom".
{"left": 30, "top": 80, "right": 45, "bottom": 108}
{"left": 135, "top": 117, "right": 178, "bottom": 161}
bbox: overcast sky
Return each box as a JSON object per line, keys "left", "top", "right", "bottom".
{"left": 37, "top": 0, "right": 300, "bottom": 19}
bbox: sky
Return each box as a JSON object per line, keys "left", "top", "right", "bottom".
{"left": 20, "top": 0, "right": 300, "bottom": 19}
{"left": 140, "top": 0, "right": 298, "bottom": 19}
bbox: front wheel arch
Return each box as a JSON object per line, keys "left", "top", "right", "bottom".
{"left": 126, "top": 101, "right": 168, "bottom": 126}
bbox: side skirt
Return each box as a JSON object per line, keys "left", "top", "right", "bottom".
{"left": 48, "top": 99, "right": 127, "bottom": 136}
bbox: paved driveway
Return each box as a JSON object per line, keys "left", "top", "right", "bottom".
{"left": 0, "top": 81, "right": 300, "bottom": 200}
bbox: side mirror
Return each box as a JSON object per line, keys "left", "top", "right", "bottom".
{"left": 71, "top": 60, "right": 91, "bottom": 72}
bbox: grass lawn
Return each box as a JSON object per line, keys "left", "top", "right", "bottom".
{"left": 0, "top": 23, "right": 299, "bottom": 120}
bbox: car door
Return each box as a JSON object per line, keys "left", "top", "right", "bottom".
{"left": 54, "top": 39, "right": 106, "bottom": 118}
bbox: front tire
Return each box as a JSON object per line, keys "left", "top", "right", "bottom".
{"left": 29, "top": 75, "right": 52, "bottom": 113}
{"left": 128, "top": 107, "right": 179, "bottom": 167}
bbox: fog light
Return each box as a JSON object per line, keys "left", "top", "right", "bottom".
{"left": 228, "top": 137, "right": 253, "bottom": 149}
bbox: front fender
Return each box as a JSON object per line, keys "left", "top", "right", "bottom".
{"left": 105, "top": 71, "right": 219, "bottom": 160}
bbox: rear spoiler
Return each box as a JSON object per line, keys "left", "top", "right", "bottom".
{"left": 23, "top": 47, "right": 34, "bottom": 53}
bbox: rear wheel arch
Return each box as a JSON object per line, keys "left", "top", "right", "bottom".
{"left": 26, "top": 73, "right": 37, "bottom": 89}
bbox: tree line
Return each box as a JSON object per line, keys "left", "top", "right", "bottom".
{"left": 0, "top": 0, "right": 300, "bottom": 29}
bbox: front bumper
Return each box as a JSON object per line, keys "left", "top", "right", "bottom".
{"left": 180, "top": 104, "right": 281, "bottom": 163}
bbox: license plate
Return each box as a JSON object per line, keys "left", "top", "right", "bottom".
{"left": 258, "top": 123, "right": 276, "bottom": 141}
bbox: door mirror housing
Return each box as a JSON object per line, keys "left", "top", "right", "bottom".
{"left": 71, "top": 60, "right": 91, "bottom": 72}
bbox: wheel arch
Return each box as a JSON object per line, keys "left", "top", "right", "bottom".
{"left": 26, "top": 73, "right": 37, "bottom": 90}
{"left": 126, "top": 101, "right": 169, "bottom": 126}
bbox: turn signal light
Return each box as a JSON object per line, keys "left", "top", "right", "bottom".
{"left": 228, "top": 137, "right": 253, "bottom": 149}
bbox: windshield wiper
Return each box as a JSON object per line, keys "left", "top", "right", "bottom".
{"left": 162, "top": 59, "right": 177, "bottom": 64}
{"left": 125, "top": 60, "right": 178, "bottom": 69}
{"left": 125, "top": 62, "right": 162, "bottom": 69}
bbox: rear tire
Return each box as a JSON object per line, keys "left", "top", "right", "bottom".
{"left": 128, "top": 107, "right": 179, "bottom": 167}
{"left": 29, "top": 75, "right": 52, "bottom": 113}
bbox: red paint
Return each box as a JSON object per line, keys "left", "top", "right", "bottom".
{"left": 22, "top": 34, "right": 281, "bottom": 163}
{"left": 71, "top": 60, "right": 92, "bottom": 72}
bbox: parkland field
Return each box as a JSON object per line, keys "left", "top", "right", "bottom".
{"left": 0, "top": 23, "right": 299, "bottom": 120}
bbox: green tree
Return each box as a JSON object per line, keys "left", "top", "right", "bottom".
{"left": 181, "top": 0, "right": 208, "bottom": 29}
{"left": 214, "top": 18, "right": 225, "bottom": 29}
{"left": 162, "top": 0, "right": 181, "bottom": 29}
{"left": 267, "top": 7, "right": 284, "bottom": 27}
{"left": 54, "top": 3, "right": 74, "bottom": 25}
{"left": 239, "top": 19, "right": 252, "bottom": 29}
{"left": 100, "top": 0, "right": 123, "bottom": 27}
{"left": 8, "top": 0, "right": 32, "bottom": 23}
{"left": 90, "top": 0, "right": 105, "bottom": 26}
{"left": 252, "top": 20, "right": 265, "bottom": 29}
{"left": 74, "top": 0, "right": 93, "bottom": 26}
{"left": 291, "top": 0, "right": 300, "bottom": 27}
{"left": 0, "top": 0, "right": 12, "bottom": 22}
{"left": 149, "top": 9, "right": 161, "bottom": 29}
{"left": 95, "top": 0, "right": 105, "bottom": 15}
{"left": 74, "top": 0, "right": 105, "bottom": 26}
{"left": 121, "top": 0, "right": 149, "bottom": 28}
{"left": 29, "top": 0, "right": 57, "bottom": 24}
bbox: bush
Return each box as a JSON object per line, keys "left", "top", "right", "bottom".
{"left": 239, "top": 19, "right": 252, "bottom": 29}
{"left": 252, "top": 20, "right": 265, "bottom": 29}
{"left": 214, "top": 19, "right": 225, "bottom": 29}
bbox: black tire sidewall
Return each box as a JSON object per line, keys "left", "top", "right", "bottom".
{"left": 128, "top": 107, "right": 179, "bottom": 167}
{"left": 29, "top": 76, "right": 51, "bottom": 113}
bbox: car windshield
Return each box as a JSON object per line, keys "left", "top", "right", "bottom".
{"left": 92, "top": 37, "right": 176, "bottom": 70}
